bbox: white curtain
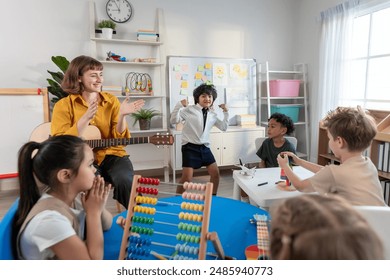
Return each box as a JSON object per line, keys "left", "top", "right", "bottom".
{"left": 311, "top": 0, "right": 359, "bottom": 163}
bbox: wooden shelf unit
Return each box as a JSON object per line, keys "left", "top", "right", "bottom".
{"left": 317, "top": 109, "right": 390, "bottom": 179}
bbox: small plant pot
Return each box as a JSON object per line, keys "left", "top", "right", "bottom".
{"left": 139, "top": 119, "right": 151, "bottom": 130}
{"left": 102, "top": 28, "right": 113, "bottom": 39}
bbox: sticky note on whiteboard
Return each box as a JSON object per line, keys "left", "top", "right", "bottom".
{"left": 181, "top": 81, "right": 188, "bottom": 88}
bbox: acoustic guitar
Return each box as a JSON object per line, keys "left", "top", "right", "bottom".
{"left": 29, "top": 122, "right": 174, "bottom": 148}
{"left": 245, "top": 214, "right": 270, "bottom": 260}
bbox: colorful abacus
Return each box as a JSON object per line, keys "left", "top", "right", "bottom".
{"left": 118, "top": 175, "right": 213, "bottom": 260}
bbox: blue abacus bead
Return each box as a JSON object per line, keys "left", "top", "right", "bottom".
{"left": 145, "top": 249, "right": 151, "bottom": 256}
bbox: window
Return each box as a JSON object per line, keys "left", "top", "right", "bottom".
{"left": 342, "top": 4, "right": 390, "bottom": 109}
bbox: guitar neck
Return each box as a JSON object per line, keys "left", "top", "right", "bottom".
{"left": 86, "top": 136, "right": 149, "bottom": 149}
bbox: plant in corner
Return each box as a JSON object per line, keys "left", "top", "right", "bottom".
{"left": 131, "top": 108, "right": 160, "bottom": 130}
{"left": 47, "top": 55, "right": 70, "bottom": 105}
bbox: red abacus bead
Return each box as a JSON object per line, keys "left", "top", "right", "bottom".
{"left": 153, "top": 178, "right": 160, "bottom": 185}
{"left": 153, "top": 188, "right": 158, "bottom": 195}
{"left": 138, "top": 177, "right": 143, "bottom": 183}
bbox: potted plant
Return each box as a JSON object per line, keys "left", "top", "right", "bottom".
{"left": 46, "top": 55, "right": 70, "bottom": 105}
{"left": 131, "top": 108, "right": 160, "bottom": 130}
{"left": 97, "top": 19, "right": 116, "bottom": 39}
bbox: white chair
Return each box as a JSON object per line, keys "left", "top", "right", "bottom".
{"left": 354, "top": 206, "right": 390, "bottom": 259}
{"left": 254, "top": 136, "right": 297, "bottom": 151}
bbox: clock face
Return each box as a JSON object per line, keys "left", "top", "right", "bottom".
{"left": 106, "top": 0, "right": 133, "bottom": 23}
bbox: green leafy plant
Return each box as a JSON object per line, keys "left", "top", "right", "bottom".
{"left": 131, "top": 108, "right": 160, "bottom": 125}
{"left": 46, "top": 56, "right": 70, "bottom": 104}
{"left": 98, "top": 19, "right": 116, "bottom": 30}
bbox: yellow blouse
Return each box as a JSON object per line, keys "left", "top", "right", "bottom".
{"left": 51, "top": 92, "right": 130, "bottom": 164}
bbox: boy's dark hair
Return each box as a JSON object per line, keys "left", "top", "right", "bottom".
{"left": 322, "top": 106, "right": 377, "bottom": 152}
{"left": 269, "top": 113, "right": 295, "bottom": 135}
{"left": 193, "top": 83, "right": 217, "bottom": 105}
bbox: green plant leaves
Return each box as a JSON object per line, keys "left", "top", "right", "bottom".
{"left": 51, "top": 56, "right": 69, "bottom": 73}
{"left": 131, "top": 108, "right": 160, "bottom": 125}
{"left": 47, "top": 55, "right": 70, "bottom": 104}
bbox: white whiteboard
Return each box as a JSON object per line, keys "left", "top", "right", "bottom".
{"left": 167, "top": 56, "right": 258, "bottom": 126}
{"left": 0, "top": 89, "right": 49, "bottom": 176}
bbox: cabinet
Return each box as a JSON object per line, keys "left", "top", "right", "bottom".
{"left": 317, "top": 109, "right": 390, "bottom": 181}
{"left": 259, "top": 62, "right": 309, "bottom": 159}
{"left": 89, "top": 2, "right": 169, "bottom": 178}
{"left": 169, "top": 127, "right": 265, "bottom": 182}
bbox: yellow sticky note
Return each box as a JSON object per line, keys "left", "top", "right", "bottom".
{"left": 205, "top": 63, "right": 211, "bottom": 69}
{"left": 195, "top": 72, "right": 202, "bottom": 79}
{"left": 181, "top": 81, "right": 188, "bottom": 88}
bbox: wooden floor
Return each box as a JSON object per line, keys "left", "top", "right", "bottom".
{"left": 0, "top": 169, "right": 235, "bottom": 221}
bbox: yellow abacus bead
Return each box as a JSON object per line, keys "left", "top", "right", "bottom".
{"left": 179, "top": 212, "right": 184, "bottom": 219}
{"left": 197, "top": 215, "right": 203, "bottom": 222}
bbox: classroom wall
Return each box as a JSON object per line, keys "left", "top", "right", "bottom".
{"left": 0, "top": 0, "right": 356, "bottom": 164}
{"left": 0, "top": 0, "right": 298, "bottom": 88}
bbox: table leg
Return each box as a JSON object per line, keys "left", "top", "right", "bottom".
{"left": 232, "top": 180, "right": 240, "bottom": 200}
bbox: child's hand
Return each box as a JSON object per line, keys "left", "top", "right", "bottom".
{"left": 218, "top": 104, "right": 228, "bottom": 112}
{"left": 81, "top": 176, "right": 111, "bottom": 215}
{"left": 282, "top": 151, "right": 299, "bottom": 165}
{"left": 277, "top": 152, "right": 290, "bottom": 168}
{"left": 180, "top": 99, "right": 188, "bottom": 107}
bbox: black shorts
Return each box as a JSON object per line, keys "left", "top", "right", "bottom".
{"left": 181, "top": 143, "right": 216, "bottom": 169}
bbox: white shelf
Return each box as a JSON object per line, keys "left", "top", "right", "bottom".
{"left": 89, "top": 1, "right": 169, "bottom": 181}
{"left": 260, "top": 96, "right": 305, "bottom": 100}
{"left": 91, "top": 37, "right": 163, "bottom": 46}
{"left": 260, "top": 61, "right": 310, "bottom": 159}
{"left": 99, "top": 60, "right": 163, "bottom": 66}
{"left": 116, "top": 95, "right": 166, "bottom": 99}
{"left": 268, "top": 70, "right": 303, "bottom": 74}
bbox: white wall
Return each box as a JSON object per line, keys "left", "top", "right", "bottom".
{"left": 1, "top": 0, "right": 361, "bottom": 164}
{"left": 0, "top": 0, "right": 298, "bottom": 88}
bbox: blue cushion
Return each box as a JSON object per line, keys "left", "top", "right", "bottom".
{"left": 0, "top": 199, "right": 18, "bottom": 260}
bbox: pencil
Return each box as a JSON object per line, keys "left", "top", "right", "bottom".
{"left": 257, "top": 182, "right": 268, "bottom": 186}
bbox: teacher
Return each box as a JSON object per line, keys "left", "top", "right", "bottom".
{"left": 51, "top": 55, "right": 145, "bottom": 209}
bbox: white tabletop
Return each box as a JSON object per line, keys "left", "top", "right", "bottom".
{"left": 232, "top": 166, "right": 314, "bottom": 208}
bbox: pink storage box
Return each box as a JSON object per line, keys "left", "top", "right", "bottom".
{"left": 269, "top": 79, "right": 300, "bottom": 97}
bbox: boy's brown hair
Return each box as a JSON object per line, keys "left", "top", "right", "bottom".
{"left": 322, "top": 106, "right": 377, "bottom": 152}
{"left": 270, "top": 195, "right": 384, "bottom": 260}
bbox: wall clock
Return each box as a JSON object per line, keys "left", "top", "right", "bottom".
{"left": 106, "top": 0, "right": 133, "bottom": 23}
